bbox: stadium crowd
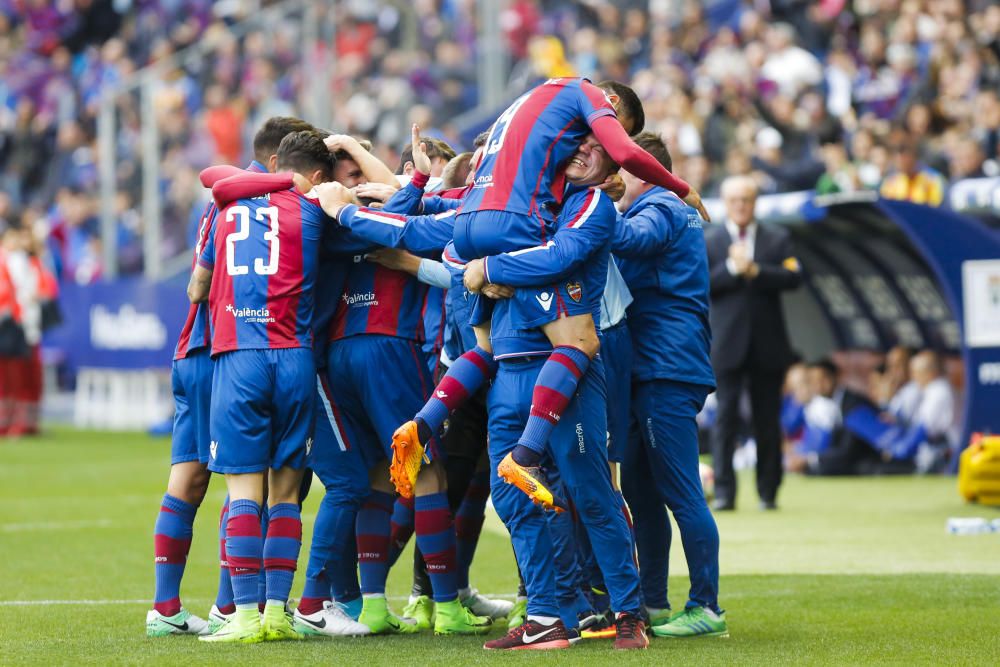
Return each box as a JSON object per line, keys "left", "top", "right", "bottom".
{"left": 1, "top": 0, "right": 998, "bottom": 282}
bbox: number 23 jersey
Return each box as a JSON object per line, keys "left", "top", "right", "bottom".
{"left": 199, "top": 185, "right": 326, "bottom": 355}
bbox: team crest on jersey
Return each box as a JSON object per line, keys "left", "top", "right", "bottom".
{"left": 566, "top": 281, "right": 583, "bottom": 303}
{"left": 210, "top": 441, "right": 218, "bottom": 459}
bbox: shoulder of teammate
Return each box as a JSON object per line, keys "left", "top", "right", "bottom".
{"left": 560, "top": 185, "right": 615, "bottom": 232}
{"left": 577, "top": 78, "right": 618, "bottom": 125}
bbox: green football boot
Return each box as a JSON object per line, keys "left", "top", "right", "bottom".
{"left": 402, "top": 595, "right": 434, "bottom": 631}
{"left": 145, "top": 608, "right": 210, "bottom": 637}
{"left": 261, "top": 602, "right": 304, "bottom": 641}
{"left": 507, "top": 597, "right": 527, "bottom": 630}
{"left": 645, "top": 607, "right": 674, "bottom": 627}
{"left": 358, "top": 595, "right": 420, "bottom": 634}
{"left": 199, "top": 606, "right": 263, "bottom": 643}
{"left": 651, "top": 606, "right": 729, "bottom": 638}
{"left": 433, "top": 598, "right": 492, "bottom": 635}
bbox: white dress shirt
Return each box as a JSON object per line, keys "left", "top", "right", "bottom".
{"left": 725, "top": 220, "right": 757, "bottom": 276}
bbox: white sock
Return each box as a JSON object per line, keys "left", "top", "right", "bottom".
{"left": 527, "top": 615, "right": 559, "bottom": 626}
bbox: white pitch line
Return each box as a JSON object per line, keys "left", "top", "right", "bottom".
{"left": 1, "top": 519, "right": 114, "bottom": 532}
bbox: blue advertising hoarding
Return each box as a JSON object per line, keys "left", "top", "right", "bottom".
{"left": 45, "top": 277, "right": 189, "bottom": 370}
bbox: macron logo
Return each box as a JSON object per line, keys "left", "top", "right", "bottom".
{"left": 210, "top": 441, "right": 218, "bottom": 459}
{"left": 436, "top": 390, "right": 448, "bottom": 399}
{"left": 536, "top": 292, "right": 553, "bottom": 312}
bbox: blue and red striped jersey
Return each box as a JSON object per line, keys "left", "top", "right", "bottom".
{"left": 460, "top": 78, "right": 616, "bottom": 221}
{"left": 174, "top": 200, "right": 217, "bottom": 360}
{"left": 327, "top": 260, "right": 429, "bottom": 344}
{"left": 175, "top": 161, "right": 269, "bottom": 359}
{"left": 200, "top": 176, "right": 327, "bottom": 355}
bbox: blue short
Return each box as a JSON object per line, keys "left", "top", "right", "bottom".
{"left": 453, "top": 209, "right": 552, "bottom": 261}
{"left": 170, "top": 347, "right": 213, "bottom": 465}
{"left": 208, "top": 348, "right": 316, "bottom": 474}
{"left": 507, "top": 279, "right": 593, "bottom": 330}
{"left": 601, "top": 322, "right": 633, "bottom": 463}
{"left": 310, "top": 371, "right": 372, "bottom": 497}
{"left": 325, "top": 335, "right": 441, "bottom": 468}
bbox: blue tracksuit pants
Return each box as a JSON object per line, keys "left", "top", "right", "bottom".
{"left": 620, "top": 379, "right": 720, "bottom": 612}
{"left": 487, "top": 355, "right": 641, "bottom": 618}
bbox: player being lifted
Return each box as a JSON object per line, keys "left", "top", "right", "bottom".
{"left": 389, "top": 78, "right": 706, "bottom": 511}
{"left": 187, "top": 131, "right": 332, "bottom": 643}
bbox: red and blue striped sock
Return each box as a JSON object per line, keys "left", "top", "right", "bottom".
{"left": 257, "top": 504, "right": 269, "bottom": 608}
{"left": 153, "top": 493, "right": 196, "bottom": 616}
{"left": 298, "top": 571, "right": 330, "bottom": 616}
{"left": 214, "top": 495, "right": 235, "bottom": 614}
{"left": 518, "top": 346, "right": 591, "bottom": 457}
{"left": 414, "top": 492, "right": 458, "bottom": 603}
{"left": 415, "top": 346, "right": 496, "bottom": 440}
{"left": 356, "top": 490, "right": 394, "bottom": 595}
{"left": 455, "top": 472, "right": 489, "bottom": 591}
{"left": 226, "top": 499, "right": 262, "bottom": 608}
{"left": 263, "top": 503, "right": 302, "bottom": 604}
{"left": 388, "top": 495, "right": 415, "bottom": 567}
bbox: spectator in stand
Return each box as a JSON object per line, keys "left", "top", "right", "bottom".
{"left": 816, "top": 138, "right": 860, "bottom": 195}
{"left": 948, "top": 137, "right": 989, "bottom": 181}
{"left": 2, "top": 0, "right": 999, "bottom": 283}
{"left": 880, "top": 135, "right": 947, "bottom": 206}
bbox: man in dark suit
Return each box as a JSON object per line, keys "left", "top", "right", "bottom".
{"left": 705, "top": 175, "right": 802, "bottom": 510}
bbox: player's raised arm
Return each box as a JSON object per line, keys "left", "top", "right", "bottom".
{"left": 324, "top": 134, "right": 399, "bottom": 187}
{"left": 583, "top": 80, "right": 709, "bottom": 220}
{"left": 211, "top": 172, "right": 294, "bottom": 209}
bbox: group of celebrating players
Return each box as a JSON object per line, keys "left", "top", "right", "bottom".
{"left": 145, "top": 76, "right": 729, "bottom": 650}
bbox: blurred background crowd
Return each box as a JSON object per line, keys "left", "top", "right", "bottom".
{"left": 0, "top": 0, "right": 998, "bottom": 284}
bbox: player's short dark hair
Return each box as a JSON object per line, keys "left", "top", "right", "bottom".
{"left": 809, "top": 357, "right": 839, "bottom": 379}
{"left": 253, "top": 116, "right": 316, "bottom": 163}
{"left": 395, "top": 138, "right": 458, "bottom": 175}
{"left": 276, "top": 130, "right": 334, "bottom": 182}
{"left": 632, "top": 131, "right": 672, "bottom": 172}
{"left": 473, "top": 131, "right": 490, "bottom": 149}
{"left": 597, "top": 80, "right": 645, "bottom": 135}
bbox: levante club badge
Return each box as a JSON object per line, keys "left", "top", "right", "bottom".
{"left": 567, "top": 281, "right": 583, "bottom": 302}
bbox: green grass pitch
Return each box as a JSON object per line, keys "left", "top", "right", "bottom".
{"left": 2, "top": 428, "right": 999, "bottom": 665}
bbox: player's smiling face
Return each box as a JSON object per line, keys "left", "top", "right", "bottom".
{"left": 565, "top": 135, "right": 617, "bottom": 186}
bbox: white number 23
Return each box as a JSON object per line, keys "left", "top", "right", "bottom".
{"left": 225, "top": 205, "right": 280, "bottom": 276}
